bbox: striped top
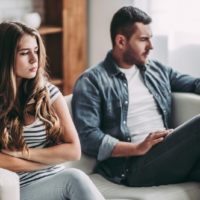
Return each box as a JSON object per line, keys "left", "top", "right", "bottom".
{"left": 18, "top": 83, "right": 65, "bottom": 187}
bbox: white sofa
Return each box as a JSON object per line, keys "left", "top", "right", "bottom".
{"left": 0, "top": 168, "right": 20, "bottom": 200}
{"left": 64, "top": 92, "right": 200, "bottom": 200}
{"left": 1, "top": 92, "right": 200, "bottom": 200}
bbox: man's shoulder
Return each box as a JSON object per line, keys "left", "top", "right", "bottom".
{"left": 73, "top": 61, "right": 110, "bottom": 93}
{"left": 147, "top": 59, "right": 166, "bottom": 68}
{"left": 146, "top": 59, "right": 170, "bottom": 72}
{"left": 79, "top": 61, "right": 108, "bottom": 81}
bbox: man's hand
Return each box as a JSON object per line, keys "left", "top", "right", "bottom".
{"left": 135, "top": 129, "right": 173, "bottom": 155}
{"left": 112, "top": 129, "right": 174, "bottom": 157}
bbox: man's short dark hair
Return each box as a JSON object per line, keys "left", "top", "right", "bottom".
{"left": 110, "top": 6, "right": 152, "bottom": 46}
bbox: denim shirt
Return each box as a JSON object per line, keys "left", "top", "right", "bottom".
{"left": 72, "top": 51, "right": 200, "bottom": 183}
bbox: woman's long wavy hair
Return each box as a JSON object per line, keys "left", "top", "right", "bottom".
{"left": 0, "top": 22, "right": 62, "bottom": 151}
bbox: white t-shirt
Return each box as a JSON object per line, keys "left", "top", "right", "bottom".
{"left": 119, "top": 66, "right": 165, "bottom": 143}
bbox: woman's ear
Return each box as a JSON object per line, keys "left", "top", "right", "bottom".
{"left": 115, "top": 34, "right": 127, "bottom": 49}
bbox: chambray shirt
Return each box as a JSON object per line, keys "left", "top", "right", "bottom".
{"left": 72, "top": 51, "right": 200, "bottom": 183}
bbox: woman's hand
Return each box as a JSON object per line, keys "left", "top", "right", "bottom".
{"left": 1, "top": 149, "right": 29, "bottom": 160}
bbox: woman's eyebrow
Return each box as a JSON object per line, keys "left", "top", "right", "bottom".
{"left": 17, "top": 46, "right": 38, "bottom": 51}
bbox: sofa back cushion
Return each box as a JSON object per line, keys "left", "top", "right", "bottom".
{"left": 172, "top": 93, "right": 200, "bottom": 128}
{"left": 64, "top": 95, "right": 96, "bottom": 174}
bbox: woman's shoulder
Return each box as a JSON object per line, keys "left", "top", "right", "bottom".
{"left": 45, "top": 82, "right": 61, "bottom": 103}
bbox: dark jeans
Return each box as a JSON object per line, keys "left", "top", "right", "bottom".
{"left": 125, "top": 114, "right": 200, "bottom": 187}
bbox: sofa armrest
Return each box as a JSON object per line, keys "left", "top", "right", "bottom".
{"left": 64, "top": 94, "right": 97, "bottom": 174}
{"left": 0, "top": 168, "right": 20, "bottom": 200}
{"left": 172, "top": 92, "right": 200, "bottom": 127}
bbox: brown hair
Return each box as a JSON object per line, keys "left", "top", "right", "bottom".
{"left": 110, "top": 6, "right": 152, "bottom": 46}
{"left": 0, "top": 22, "right": 62, "bottom": 151}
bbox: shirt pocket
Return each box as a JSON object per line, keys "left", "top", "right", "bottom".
{"left": 102, "top": 99, "right": 122, "bottom": 130}
{"left": 106, "top": 99, "right": 121, "bottom": 115}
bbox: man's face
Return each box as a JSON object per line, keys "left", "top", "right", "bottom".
{"left": 122, "top": 22, "right": 153, "bottom": 66}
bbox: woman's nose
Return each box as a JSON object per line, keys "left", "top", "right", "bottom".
{"left": 30, "top": 52, "right": 38, "bottom": 63}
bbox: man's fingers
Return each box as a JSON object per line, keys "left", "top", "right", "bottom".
{"left": 148, "top": 132, "right": 168, "bottom": 139}
{"left": 152, "top": 137, "right": 164, "bottom": 145}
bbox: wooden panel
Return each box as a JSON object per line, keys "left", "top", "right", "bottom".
{"left": 45, "top": 34, "right": 62, "bottom": 78}
{"left": 63, "top": 0, "right": 87, "bottom": 94}
{"left": 44, "top": 0, "right": 62, "bottom": 25}
{"left": 39, "top": 26, "right": 62, "bottom": 35}
{"left": 34, "top": 0, "right": 87, "bottom": 95}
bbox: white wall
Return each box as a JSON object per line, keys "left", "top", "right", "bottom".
{"left": 88, "top": 0, "right": 134, "bottom": 66}
{"left": 0, "top": 0, "right": 44, "bottom": 25}
{"left": 88, "top": 0, "right": 200, "bottom": 77}
{"left": 168, "top": 31, "right": 200, "bottom": 77}
{"left": 134, "top": 0, "right": 200, "bottom": 77}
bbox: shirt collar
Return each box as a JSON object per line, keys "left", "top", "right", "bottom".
{"left": 103, "top": 50, "right": 121, "bottom": 77}
{"left": 103, "top": 50, "right": 147, "bottom": 77}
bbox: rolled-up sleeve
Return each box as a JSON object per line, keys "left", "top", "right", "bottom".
{"left": 72, "top": 73, "right": 108, "bottom": 158}
{"left": 97, "top": 134, "right": 119, "bottom": 161}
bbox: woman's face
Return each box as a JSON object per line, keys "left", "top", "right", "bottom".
{"left": 14, "top": 34, "right": 39, "bottom": 85}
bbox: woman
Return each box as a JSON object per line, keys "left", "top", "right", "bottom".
{"left": 0, "top": 22, "right": 105, "bottom": 200}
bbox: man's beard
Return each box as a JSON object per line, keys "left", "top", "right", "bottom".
{"left": 123, "top": 51, "right": 147, "bottom": 66}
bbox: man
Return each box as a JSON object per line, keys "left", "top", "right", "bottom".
{"left": 72, "top": 6, "right": 200, "bottom": 187}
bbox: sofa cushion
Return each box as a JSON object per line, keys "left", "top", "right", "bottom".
{"left": 63, "top": 153, "right": 96, "bottom": 174}
{"left": 172, "top": 93, "right": 200, "bottom": 127}
{"left": 90, "top": 173, "right": 200, "bottom": 200}
{"left": 65, "top": 93, "right": 200, "bottom": 200}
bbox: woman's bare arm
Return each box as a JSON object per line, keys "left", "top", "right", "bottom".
{"left": 2, "top": 94, "right": 81, "bottom": 165}
{"left": 0, "top": 152, "right": 48, "bottom": 172}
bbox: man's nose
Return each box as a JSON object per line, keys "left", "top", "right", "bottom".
{"left": 149, "top": 40, "right": 153, "bottom": 50}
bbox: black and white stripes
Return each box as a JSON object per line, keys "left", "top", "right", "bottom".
{"left": 19, "top": 83, "right": 65, "bottom": 187}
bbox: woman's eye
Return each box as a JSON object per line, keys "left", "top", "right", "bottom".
{"left": 20, "top": 51, "right": 29, "bottom": 55}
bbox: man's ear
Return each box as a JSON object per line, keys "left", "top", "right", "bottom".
{"left": 115, "top": 34, "right": 127, "bottom": 49}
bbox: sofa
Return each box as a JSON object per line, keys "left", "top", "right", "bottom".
{"left": 1, "top": 92, "right": 200, "bottom": 200}
{"left": 64, "top": 92, "right": 200, "bottom": 200}
{"left": 0, "top": 168, "right": 20, "bottom": 200}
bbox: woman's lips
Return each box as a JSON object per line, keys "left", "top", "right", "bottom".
{"left": 29, "top": 67, "right": 38, "bottom": 72}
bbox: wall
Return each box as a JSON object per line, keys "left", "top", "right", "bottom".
{"left": 0, "top": 0, "right": 44, "bottom": 24}
{"left": 88, "top": 0, "right": 134, "bottom": 66}
{"left": 88, "top": 0, "right": 200, "bottom": 77}
{"left": 168, "top": 32, "right": 200, "bottom": 77}
{"left": 134, "top": 0, "right": 200, "bottom": 77}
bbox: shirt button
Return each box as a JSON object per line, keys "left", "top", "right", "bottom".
{"left": 127, "top": 137, "right": 131, "bottom": 142}
{"left": 123, "top": 121, "right": 126, "bottom": 124}
{"left": 124, "top": 101, "right": 128, "bottom": 104}
{"left": 121, "top": 174, "right": 125, "bottom": 178}
{"left": 123, "top": 83, "right": 127, "bottom": 87}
